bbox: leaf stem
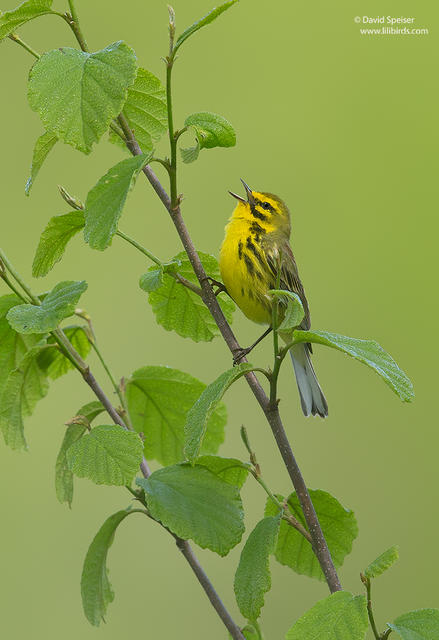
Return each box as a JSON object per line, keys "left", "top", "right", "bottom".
{"left": 166, "top": 55, "right": 178, "bottom": 209}
{"left": 8, "top": 33, "right": 40, "bottom": 59}
{"left": 0, "top": 270, "right": 30, "bottom": 302}
{"left": 115, "top": 229, "right": 204, "bottom": 296}
{"left": 361, "top": 575, "right": 384, "bottom": 640}
{"left": 243, "top": 428, "right": 313, "bottom": 545}
{"left": 0, "top": 249, "right": 40, "bottom": 305}
{"left": 65, "top": 1, "right": 89, "bottom": 51}
{"left": 116, "top": 230, "right": 162, "bottom": 266}
{"left": 89, "top": 340, "right": 123, "bottom": 403}
{"left": 253, "top": 619, "right": 263, "bottom": 640}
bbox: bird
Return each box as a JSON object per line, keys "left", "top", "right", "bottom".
{"left": 219, "top": 180, "right": 328, "bottom": 417}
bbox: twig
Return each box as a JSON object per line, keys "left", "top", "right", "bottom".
{"left": 116, "top": 56, "right": 343, "bottom": 592}
{"left": 65, "top": 1, "right": 88, "bottom": 52}
{"left": 175, "top": 538, "right": 245, "bottom": 638}
{"left": 242, "top": 427, "right": 313, "bottom": 545}
{"left": 55, "top": 0, "right": 340, "bottom": 605}
{"left": 1, "top": 252, "right": 245, "bottom": 636}
{"left": 57, "top": 7, "right": 247, "bottom": 633}
{"left": 116, "top": 229, "right": 203, "bottom": 295}
{"left": 116, "top": 230, "right": 162, "bottom": 267}
{"left": 8, "top": 33, "right": 40, "bottom": 59}
{"left": 361, "top": 574, "right": 382, "bottom": 640}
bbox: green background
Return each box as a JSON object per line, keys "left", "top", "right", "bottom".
{"left": 0, "top": 0, "right": 437, "bottom": 638}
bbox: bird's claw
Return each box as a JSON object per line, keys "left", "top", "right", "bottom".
{"left": 207, "top": 277, "right": 228, "bottom": 297}
{"left": 232, "top": 347, "right": 251, "bottom": 366}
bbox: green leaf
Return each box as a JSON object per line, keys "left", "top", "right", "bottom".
{"left": 181, "top": 112, "right": 236, "bottom": 163}
{"left": 180, "top": 143, "right": 200, "bottom": 164}
{"left": 293, "top": 330, "right": 414, "bottom": 402}
{"left": 126, "top": 366, "right": 226, "bottom": 466}
{"left": 234, "top": 515, "right": 281, "bottom": 622}
{"left": 364, "top": 545, "right": 399, "bottom": 580}
{"left": 139, "top": 267, "right": 163, "bottom": 292}
{"left": 69, "top": 400, "right": 105, "bottom": 426}
{"left": 109, "top": 67, "right": 167, "bottom": 153}
{"left": 138, "top": 464, "right": 244, "bottom": 555}
{"left": 0, "top": 343, "right": 49, "bottom": 450}
{"left": 32, "top": 210, "right": 85, "bottom": 277}
{"left": 241, "top": 626, "right": 260, "bottom": 640}
{"left": 37, "top": 326, "right": 90, "bottom": 379}
{"left": 184, "top": 363, "right": 255, "bottom": 463}
{"left": 0, "top": 0, "right": 53, "bottom": 40}
{"left": 7, "top": 280, "right": 87, "bottom": 334}
{"left": 174, "top": 0, "right": 239, "bottom": 52}
{"left": 28, "top": 41, "right": 137, "bottom": 154}
{"left": 0, "top": 294, "right": 41, "bottom": 399}
{"left": 66, "top": 424, "right": 143, "bottom": 486}
{"left": 148, "top": 251, "right": 234, "bottom": 341}
{"left": 81, "top": 509, "right": 135, "bottom": 626}
{"left": 265, "top": 489, "right": 358, "bottom": 581}
{"left": 55, "top": 401, "right": 104, "bottom": 507}
{"left": 229, "top": 626, "right": 260, "bottom": 640}
{"left": 0, "top": 294, "right": 21, "bottom": 319}
{"left": 83, "top": 154, "right": 149, "bottom": 250}
{"left": 285, "top": 591, "right": 368, "bottom": 640}
{"left": 55, "top": 424, "right": 86, "bottom": 506}
{"left": 388, "top": 609, "right": 439, "bottom": 639}
{"left": 196, "top": 455, "right": 249, "bottom": 488}
{"left": 270, "top": 290, "right": 305, "bottom": 331}
{"left": 25, "top": 131, "right": 57, "bottom": 196}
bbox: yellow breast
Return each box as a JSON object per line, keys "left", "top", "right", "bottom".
{"left": 219, "top": 212, "right": 273, "bottom": 325}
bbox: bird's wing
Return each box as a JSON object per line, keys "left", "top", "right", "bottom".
{"left": 265, "top": 241, "right": 311, "bottom": 330}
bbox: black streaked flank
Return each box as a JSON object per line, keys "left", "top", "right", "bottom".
{"left": 238, "top": 240, "right": 243, "bottom": 259}
{"left": 246, "top": 236, "right": 266, "bottom": 268}
{"left": 243, "top": 253, "right": 254, "bottom": 276}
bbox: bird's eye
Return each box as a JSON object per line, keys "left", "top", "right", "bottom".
{"left": 261, "top": 202, "right": 271, "bottom": 210}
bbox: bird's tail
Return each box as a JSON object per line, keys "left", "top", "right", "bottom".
{"left": 289, "top": 343, "right": 328, "bottom": 418}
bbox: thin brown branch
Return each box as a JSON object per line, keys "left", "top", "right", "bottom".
{"left": 118, "top": 118, "right": 342, "bottom": 593}
{"left": 176, "top": 538, "right": 245, "bottom": 638}
{"left": 0, "top": 250, "right": 244, "bottom": 639}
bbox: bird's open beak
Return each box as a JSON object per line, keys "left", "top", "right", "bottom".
{"left": 228, "top": 179, "right": 255, "bottom": 205}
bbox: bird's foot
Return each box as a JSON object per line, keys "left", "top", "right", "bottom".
{"left": 207, "top": 277, "right": 228, "bottom": 297}
{"left": 232, "top": 346, "right": 252, "bottom": 365}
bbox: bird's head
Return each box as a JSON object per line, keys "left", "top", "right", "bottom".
{"left": 229, "top": 180, "right": 290, "bottom": 231}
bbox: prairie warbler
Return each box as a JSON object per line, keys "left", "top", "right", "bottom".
{"left": 219, "top": 180, "right": 328, "bottom": 417}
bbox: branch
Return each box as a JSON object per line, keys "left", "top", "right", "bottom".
{"left": 118, "top": 107, "right": 342, "bottom": 594}
{"left": 176, "top": 538, "right": 244, "bottom": 637}
{"left": 54, "top": 0, "right": 340, "bottom": 606}
{"left": 0, "top": 250, "right": 244, "bottom": 639}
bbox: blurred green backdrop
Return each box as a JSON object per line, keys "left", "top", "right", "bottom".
{"left": 1, "top": 0, "right": 437, "bottom": 638}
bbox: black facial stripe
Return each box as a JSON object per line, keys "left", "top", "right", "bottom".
{"left": 256, "top": 199, "right": 275, "bottom": 212}
{"left": 250, "top": 204, "right": 267, "bottom": 221}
